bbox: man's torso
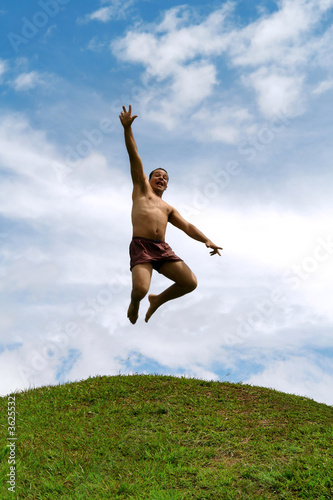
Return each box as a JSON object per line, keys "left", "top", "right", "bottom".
{"left": 131, "top": 184, "right": 172, "bottom": 241}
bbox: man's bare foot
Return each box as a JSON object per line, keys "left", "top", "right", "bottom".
{"left": 145, "top": 294, "right": 160, "bottom": 323}
{"left": 127, "top": 301, "right": 139, "bottom": 324}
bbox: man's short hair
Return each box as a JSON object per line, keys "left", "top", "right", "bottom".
{"left": 149, "top": 168, "right": 169, "bottom": 181}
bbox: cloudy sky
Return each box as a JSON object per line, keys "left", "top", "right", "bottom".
{"left": 1, "top": 0, "right": 333, "bottom": 405}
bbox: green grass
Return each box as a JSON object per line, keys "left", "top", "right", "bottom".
{"left": 1, "top": 374, "right": 332, "bottom": 499}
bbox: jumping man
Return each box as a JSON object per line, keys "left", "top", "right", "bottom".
{"left": 119, "top": 105, "right": 222, "bottom": 324}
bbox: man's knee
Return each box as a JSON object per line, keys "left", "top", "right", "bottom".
{"left": 187, "top": 273, "right": 197, "bottom": 292}
{"left": 132, "top": 282, "right": 149, "bottom": 300}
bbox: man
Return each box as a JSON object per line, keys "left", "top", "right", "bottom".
{"left": 119, "top": 105, "right": 222, "bottom": 324}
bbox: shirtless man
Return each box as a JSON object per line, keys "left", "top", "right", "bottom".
{"left": 119, "top": 105, "right": 222, "bottom": 324}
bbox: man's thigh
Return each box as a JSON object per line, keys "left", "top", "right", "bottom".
{"left": 158, "top": 260, "right": 197, "bottom": 287}
{"left": 131, "top": 263, "right": 153, "bottom": 291}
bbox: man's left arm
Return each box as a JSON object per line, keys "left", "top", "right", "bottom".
{"left": 169, "top": 208, "right": 223, "bottom": 256}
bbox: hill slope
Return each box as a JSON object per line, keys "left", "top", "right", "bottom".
{"left": 1, "top": 374, "right": 332, "bottom": 499}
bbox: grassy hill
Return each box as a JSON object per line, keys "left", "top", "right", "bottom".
{"left": 1, "top": 374, "right": 332, "bottom": 499}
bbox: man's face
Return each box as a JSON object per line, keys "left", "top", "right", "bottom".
{"left": 149, "top": 169, "right": 168, "bottom": 195}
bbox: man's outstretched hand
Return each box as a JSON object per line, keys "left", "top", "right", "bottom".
{"left": 119, "top": 104, "right": 138, "bottom": 128}
{"left": 205, "top": 240, "right": 223, "bottom": 256}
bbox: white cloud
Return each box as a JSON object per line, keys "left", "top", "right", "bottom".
{"left": 192, "top": 105, "right": 253, "bottom": 144}
{"left": 0, "top": 58, "right": 8, "bottom": 79}
{"left": 112, "top": 4, "right": 232, "bottom": 77}
{"left": 90, "top": 6, "right": 115, "bottom": 22}
{"left": 12, "top": 71, "right": 43, "bottom": 91}
{"left": 245, "top": 68, "right": 305, "bottom": 118}
{"left": 312, "top": 78, "right": 333, "bottom": 95}
{"left": 86, "top": 37, "right": 107, "bottom": 52}
{"left": 313, "top": 24, "right": 333, "bottom": 70}
{"left": 80, "top": 0, "right": 135, "bottom": 23}
{"left": 0, "top": 349, "right": 32, "bottom": 395}
{"left": 228, "top": 0, "right": 333, "bottom": 118}
{"left": 112, "top": 4, "right": 233, "bottom": 129}
{"left": 112, "top": 0, "right": 333, "bottom": 134}
{"left": 0, "top": 113, "right": 130, "bottom": 222}
{"left": 144, "top": 62, "right": 218, "bottom": 129}
{"left": 245, "top": 356, "right": 333, "bottom": 405}
{"left": 172, "top": 63, "right": 217, "bottom": 105}
{"left": 230, "top": 0, "right": 324, "bottom": 67}
{"left": 44, "top": 25, "right": 57, "bottom": 39}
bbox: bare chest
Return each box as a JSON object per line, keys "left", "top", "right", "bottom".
{"left": 134, "top": 193, "right": 171, "bottom": 218}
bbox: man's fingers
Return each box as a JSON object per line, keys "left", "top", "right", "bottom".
{"left": 209, "top": 247, "right": 222, "bottom": 256}
{"left": 121, "top": 105, "right": 136, "bottom": 119}
{"left": 122, "top": 105, "right": 133, "bottom": 114}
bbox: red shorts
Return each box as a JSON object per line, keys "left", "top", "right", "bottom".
{"left": 129, "top": 237, "right": 182, "bottom": 272}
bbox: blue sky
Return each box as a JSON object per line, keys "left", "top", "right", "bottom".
{"left": 1, "top": 0, "right": 333, "bottom": 405}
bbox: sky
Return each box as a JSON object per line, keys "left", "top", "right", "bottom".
{"left": 0, "top": 0, "right": 333, "bottom": 405}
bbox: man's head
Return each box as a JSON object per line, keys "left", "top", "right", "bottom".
{"left": 149, "top": 168, "right": 169, "bottom": 196}
{"left": 149, "top": 168, "right": 169, "bottom": 181}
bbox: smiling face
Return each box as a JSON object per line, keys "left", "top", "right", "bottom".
{"left": 149, "top": 169, "right": 169, "bottom": 196}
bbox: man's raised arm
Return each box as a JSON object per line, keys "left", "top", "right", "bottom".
{"left": 119, "top": 105, "right": 146, "bottom": 188}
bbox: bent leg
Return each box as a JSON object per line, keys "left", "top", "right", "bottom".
{"left": 145, "top": 261, "right": 197, "bottom": 323}
{"left": 128, "top": 263, "right": 153, "bottom": 324}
